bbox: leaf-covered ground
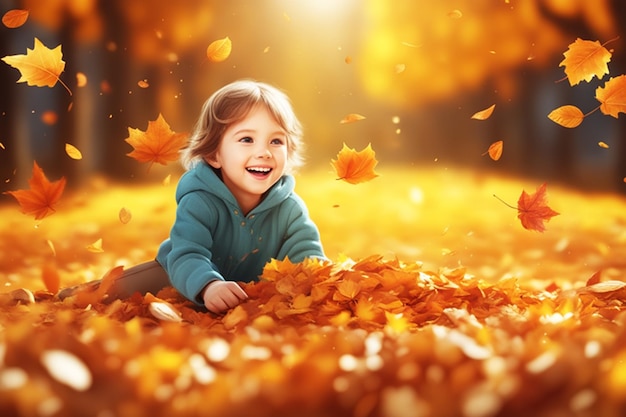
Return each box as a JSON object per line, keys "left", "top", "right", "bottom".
{"left": 2, "top": 166, "right": 626, "bottom": 417}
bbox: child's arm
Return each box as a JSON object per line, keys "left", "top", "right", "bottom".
{"left": 157, "top": 193, "right": 225, "bottom": 305}
{"left": 277, "top": 195, "right": 326, "bottom": 262}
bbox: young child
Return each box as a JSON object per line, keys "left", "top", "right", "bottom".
{"left": 61, "top": 80, "right": 326, "bottom": 313}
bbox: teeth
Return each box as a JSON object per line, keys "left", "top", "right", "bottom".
{"left": 247, "top": 167, "right": 271, "bottom": 173}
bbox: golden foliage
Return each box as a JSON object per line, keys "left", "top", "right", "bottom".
{"left": 547, "top": 105, "right": 584, "bottom": 128}
{"left": 1, "top": 9, "right": 29, "bottom": 28}
{"left": 331, "top": 143, "right": 379, "bottom": 184}
{"left": 1, "top": 37, "right": 71, "bottom": 94}
{"left": 206, "top": 37, "right": 232, "bottom": 62}
{"left": 559, "top": 38, "right": 612, "bottom": 86}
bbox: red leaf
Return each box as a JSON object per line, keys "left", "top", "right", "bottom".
{"left": 4, "top": 161, "right": 66, "bottom": 220}
{"left": 517, "top": 183, "right": 559, "bottom": 232}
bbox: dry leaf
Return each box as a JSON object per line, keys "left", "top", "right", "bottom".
{"left": 149, "top": 301, "right": 183, "bottom": 322}
{"left": 547, "top": 105, "right": 584, "bottom": 128}
{"left": 331, "top": 143, "right": 379, "bottom": 185}
{"left": 517, "top": 183, "right": 560, "bottom": 232}
{"left": 559, "top": 38, "right": 611, "bottom": 86}
{"left": 86, "top": 238, "right": 104, "bottom": 253}
{"left": 65, "top": 143, "right": 83, "bottom": 160}
{"left": 119, "top": 207, "right": 132, "bottom": 224}
{"left": 340, "top": 113, "right": 366, "bottom": 124}
{"left": 40, "top": 350, "right": 92, "bottom": 391}
{"left": 484, "top": 141, "right": 503, "bottom": 161}
{"left": 206, "top": 37, "right": 232, "bottom": 62}
{"left": 4, "top": 161, "right": 66, "bottom": 220}
{"left": 595, "top": 75, "right": 626, "bottom": 118}
{"left": 598, "top": 141, "right": 609, "bottom": 149}
{"left": 125, "top": 113, "right": 188, "bottom": 169}
{"left": 138, "top": 79, "right": 149, "bottom": 88}
{"left": 42, "top": 262, "right": 60, "bottom": 294}
{"left": 471, "top": 104, "right": 496, "bottom": 120}
{"left": 2, "top": 9, "right": 29, "bottom": 28}
{"left": 1, "top": 37, "right": 71, "bottom": 95}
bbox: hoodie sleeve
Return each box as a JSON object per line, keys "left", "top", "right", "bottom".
{"left": 276, "top": 194, "right": 326, "bottom": 262}
{"left": 157, "top": 191, "right": 224, "bottom": 305}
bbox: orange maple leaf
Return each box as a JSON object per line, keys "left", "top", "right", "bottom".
{"left": 559, "top": 38, "right": 611, "bottom": 86}
{"left": 1, "top": 37, "right": 71, "bottom": 95}
{"left": 517, "top": 183, "right": 560, "bottom": 232}
{"left": 595, "top": 75, "right": 626, "bottom": 118}
{"left": 331, "top": 143, "right": 379, "bottom": 184}
{"left": 4, "top": 161, "right": 66, "bottom": 220}
{"left": 125, "top": 113, "right": 188, "bottom": 169}
{"left": 547, "top": 105, "right": 585, "bottom": 128}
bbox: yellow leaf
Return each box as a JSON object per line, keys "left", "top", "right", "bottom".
{"left": 340, "top": 113, "right": 366, "bottom": 124}
{"left": 76, "top": 72, "right": 87, "bottom": 87}
{"left": 547, "top": 105, "right": 584, "bottom": 128}
{"left": 331, "top": 143, "right": 380, "bottom": 185}
{"left": 86, "top": 238, "right": 104, "bottom": 253}
{"left": 1, "top": 38, "right": 71, "bottom": 95}
{"left": 595, "top": 75, "right": 626, "bottom": 118}
{"left": 598, "top": 141, "right": 609, "bottom": 149}
{"left": 471, "top": 104, "right": 495, "bottom": 120}
{"left": 559, "top": 38, "right": 611, "bottom": 86}
{"left": 65, "top": 143, "right": 83, "bottom": 160}
{"left": 206, "top": 37, "right": 232, "bottom": 62}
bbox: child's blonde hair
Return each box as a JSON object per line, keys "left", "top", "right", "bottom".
{"left": 181, "top": 80, "right": 304, "bottom": 172}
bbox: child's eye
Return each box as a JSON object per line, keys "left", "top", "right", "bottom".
{"left": 271, "top": 138, "right": 285, "bottom": 145}
{"left": 239, "top": 136, "right": 253, "bottom": 143}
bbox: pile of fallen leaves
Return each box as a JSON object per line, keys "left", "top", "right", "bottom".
{"left": 3, "top": 252, "right": 626, "bottom": 417}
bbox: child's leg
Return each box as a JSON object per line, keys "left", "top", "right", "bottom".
{"left": 107, "top": 260, "right": 171, "bottom": 299}
{"left": 58, "top": 260, "right": 171, "bottom": 300}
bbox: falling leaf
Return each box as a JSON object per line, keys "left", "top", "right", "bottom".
{"left": 42, "top": 262, "right": 60, "bottom": 294}
{"left": 340, "top": 113, "right": 366, "bottom": 124}
{"left": 595, "top": 75, "right": 626, "bottom": 118}
{"left": 86, "top": 238, "right": 104, "bottom": 253}
{"left": 76, "top": 72, "right": 87, "bottom": 87}
{"left": 345, "top": 56, "right": 352, "bottom": 64}
{"left": 331, "top": 143, "right": 379, "bottom": 184}
{"left": 3, "top": 161, "right": 66, "bottom": 220}
{"left": 2, "top": 9, "right": 29, "bottom": 28}
{"left": 517, "top": 183, "right": 560, "bottom": 232}
{"left": 1, "top": 37, "right": 71, "bottom": 95}
{"left": 137, "top": 79, "right": 149, "bottom": 88}
{"left": 547, "top": 105, "right": 584, "bottom": 128}
{"left": 483, "top": 141, "right": 503, "bottom": 161}
{"left": 448, "top": 9, "right": 463, "bottom": 19}
{"left": 598, "top": 141, "right": 609, "bottom": 149}
{"left": 471, "top": 104, "right": 496, "bottom": 120}
{"left": 125, "top": 113, "right": 188, "bottom": 169}
{"left": 119, "top": 207, "right": 132, "bottom": 224}
{"left": 65, "top": 143, "right": 83, "bottom": 160}
{"left": 559, "top": 38, "right": 611, "bottom": 86}
{"left": 206, "top": 37, "right": 232, "bottom": 62}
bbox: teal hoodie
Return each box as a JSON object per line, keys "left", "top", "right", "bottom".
{"left": 156, "top": 161, "right": 325, "bottom": 305}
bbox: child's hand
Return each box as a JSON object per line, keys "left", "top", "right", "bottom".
{"left": 202, "top": 280, "right": 248, "bottom": 314}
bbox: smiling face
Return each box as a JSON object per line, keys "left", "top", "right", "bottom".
{"left": 205, "top": 105, "right": 288, "bottom": 214}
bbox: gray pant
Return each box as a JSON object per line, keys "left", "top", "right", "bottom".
{"left": 58, "top": 260, "right": 171, "bottom": 300}
{"left": 107, "top": 260, "right": 171, "bottom": 299}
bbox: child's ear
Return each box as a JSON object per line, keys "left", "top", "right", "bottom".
{"left": 204, "top": 155, "right": 221, "bottom": 169}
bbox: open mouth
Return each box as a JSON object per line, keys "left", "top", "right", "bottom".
{"left": 246, "top": 167, "right": 272, "bottom": 178}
